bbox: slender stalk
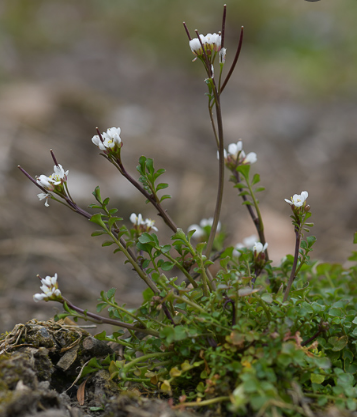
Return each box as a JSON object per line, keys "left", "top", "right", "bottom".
{"left": 110, "top": 156, "right": 178, "bottom": 233}
{"left": 172, "top": 295, "right": 207, "bottom": 314}
{"left": 205, "top": 82, "right": 224, "bottom": 259}
{"left": 105, "top": 300, "right": 146, "bottom": 327}
{"left": 283, "top": 225, "right": 301, "bottom": 302}
{"left": 172, "top": 396, "right": 230, "bottom": 409}
{"left": 62, "top": 298, "right": 159, "bottom": 337}
{"left": 107, "top": 229, "right": 160, "bottom": 294}
{"left": 220, "top": 26, "right": 244, "bottom": 93}
{"left": 122, "top": 351, "right": 174, "bottom": 373}
{"left": 162, "top": 252, "right": 198, "bottom": 288}
{"left": 232, "top": 170, "right": 268, "bottom": 259}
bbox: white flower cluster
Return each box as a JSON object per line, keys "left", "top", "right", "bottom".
{"left": 188, "top": 217, "right": 221, "bottom": 239}
{"left": 218, "top": 140, "right": 257, "bottom": 165}
{"left": 36, "top": 164, "right": 69, "bottom": 207}
{"left": 37, "top": 164, "right": 68, "bottom": 191}
{"left": 285, "top": 191, "right": 308, "bottom": 208}
{"left": 92, "top": 127, "right": 122, "bottom": 152}
{"left": 189, "top": 33, "right": 222, "bottom": 57}
{"left": 33, "top": 274, "right": 62, "bottom": 302}
{"left": 130, "top": 213, "right": 158, "bottom": 232}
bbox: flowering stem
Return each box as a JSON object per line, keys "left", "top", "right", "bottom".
{"left": 205, "top": 81, "right": 225, "bottom": 259}
{"left": 283, "top": 225, "right": 301, "bottom": 302}
{"left": 109, "top": 156, "right": 178, "bottom": 233}
{"left": 61, "top": 298, "right": 159, "bottom": 337}
{"left": 232, "top": 170, "right": 268, "bottom": 260}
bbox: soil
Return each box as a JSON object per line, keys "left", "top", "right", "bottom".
{"left": 0, "top": 319, "right": 199, "bottom": 417}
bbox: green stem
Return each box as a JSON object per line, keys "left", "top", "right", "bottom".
{"left": 105, "top": 300, "right": 146, "bottom": 327}
{"left": 173, "top": 295, "right": 207, "bottom": 314}
{"left": 173, "top": 396, "right": 230, "bottom": 409}
{"left": 122, "top": 351, "right": 174, "bottom": 373}
{"left": 162, "top": 252, "right": 198, "bottom": 288}
{"left": 254, "top": 295, "right": 271, "bottom": 322}
{"left": 107, "top": 229, "right": 159, "bottom": 294}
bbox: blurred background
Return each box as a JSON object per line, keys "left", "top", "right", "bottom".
{"left": 0, "top": 0, "right": 357, "bottom": 333}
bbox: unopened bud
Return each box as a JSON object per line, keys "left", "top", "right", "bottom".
{"left": 304, "top": 205, "right": 311, "bottom": 212}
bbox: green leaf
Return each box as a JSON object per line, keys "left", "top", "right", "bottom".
{"left": 251, "top": 173, "right": 260, "bottom": 186}
{"left": 142, "top": 287, "right": 154, "bottom": 302}
{"left": 255, "top": 187, "right": 265, "bottom": 192}
{"left": 311, "top": 374, "right": 325, "bottom": 384}
{"left": 95, "top": 330, "right": 107, "bottom": 340}
{"left": 242, "top": 201, "right": 253, "bottom": 206}
{"left": 108, "top": 217, "right": 122, "bottom": 229}
{"left": 329, "top": 336, "right": 348, "bottom": 351}
{"left": 160, "top": 245, "right": 171, "bottom": 253}
{"left": 236, "top": 164, "right": 250, "bottom": 179}
{"left": 107, "top": 288, "right": 116, "bottom": 299}
{"left": 103, "top": 197, "right": 110, "bottom": 207}
{"left": 90, "top": 213, "right": 106, "bottom": 228}
{"left": 102, "top": 241, "right": 114, "bottom": 247}
{"left": 91, "top": 230, "right": 106, "bottom": 237}
{"left": 160, "top": 195, "right": 171, "bottom": 202}
{"left": 234, "top": 182, "right": 248, "bottom": 189}
{"left": 307, "top": 235, "right": 317, "bottom": 247}
{"left": 92, "top": 186, "right": 102, "bottom": 203}
{"left": 238, "top": 191, "right": 250, "bottom": 197}
{"left": 160, "top": 261, "right": 174, "bottom": 271}
{"left": 156, "top": 183, "right": 169, "bottom": 191}
{"left": 138, "top": 233, "right": 155, "bottom": 244}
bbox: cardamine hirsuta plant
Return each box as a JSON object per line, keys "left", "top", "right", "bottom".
{"left": 18, "top": 5, "right": 357, "bottom": 417}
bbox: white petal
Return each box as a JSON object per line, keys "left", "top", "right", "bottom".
{"left": 284, "top": 199, "right": 293, "bottom": 205}
{"left": 33, "top": 293, "right": 46, "bottom": 302}
{"left": 301, "top": 191, "right": 308, "bottom": 201}
{"left": 253, "top": 242, "right": 263, "bottom": 254}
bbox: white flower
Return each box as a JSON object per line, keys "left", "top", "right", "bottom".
{"left": 33, "top": 273, "right": 61, "bottom": 303}
{"left": 144, "top": 218, "right": 158, "bottom": 232}
{"left": 285, "top": 191, "right": 308, "bottom": 207}
{"left": 228, "top": 141, "right": 243, "bottom": 158}
{"left": 205, "top": 33, "right": 221, "bottom": 51}
{"left": 242, "top": 152, "right": 257, "bottom": 165}
{"left": 188, "top": 224, "right": 205, "bottom": 239}
{"left": 189, "top": 37, "right": 204, "bottom": 54}
{"left": 130, "top": 213, "right": 144, "bottom": 226}
{"left": 92, "top": 127, "right": 122, "bottom": 151}
{"left": 51, "top": 164, "right": 69, "bottom": 184}
{"left": 219, "top": 47, "right": 227, "bottom": 64}
{"left": 37, "top": 193, "right": 50, "bottom": 207}
{"left": 189, "top": 33, "right": 221, "bottom": 57}
{"left": 36, "top": 164, "right": 69, "bottom": 191}
{"left": 36, "top": 174, "right": 54, "bottom": 190}
{"left": 253, "top": 242, "right": 268, "bottom": 254}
